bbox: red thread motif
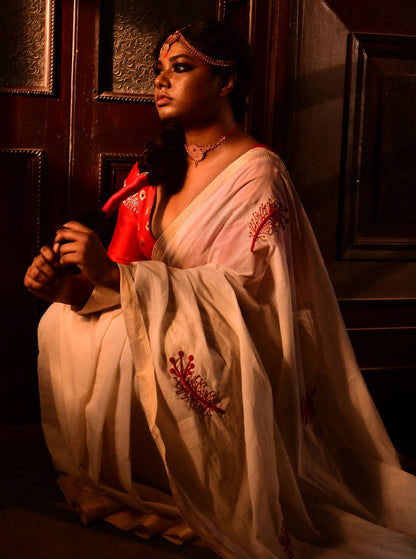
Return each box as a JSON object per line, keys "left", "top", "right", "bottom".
{"left": 249, "top": 197, "right": 289, "bottom": 252}
{"left": 169, "top": 352, "right": 225, "bottom": 416}
{"left": 278, "top": 520, "right": 296, "bottom": 559}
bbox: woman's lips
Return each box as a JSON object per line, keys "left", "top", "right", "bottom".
{"left": 155, "top": 94, "right": 172, "bottom": 106}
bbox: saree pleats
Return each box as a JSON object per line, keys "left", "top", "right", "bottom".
{"left": 38, "top": 149, "right": 416, "bottom": 558}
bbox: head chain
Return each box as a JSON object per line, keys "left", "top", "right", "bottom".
{"left": 160, "top": 29, "right": 237, "bottom": 68}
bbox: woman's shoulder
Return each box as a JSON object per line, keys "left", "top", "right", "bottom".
{"left": 233, "top": 144, "right": 290, "bottom": 180}
{"left": 231, "top": 131, "right": 286, "bottom": 166}
{"left": 225, "top": 146, "right": 295, "bottom": 212}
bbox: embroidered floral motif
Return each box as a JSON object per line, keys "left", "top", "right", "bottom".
{"left": 278, "top": 520, "right": 296, "bottom": 559}
{"left": 122, "top": 193, "right": 139, "bottom": 214}
{"left": 300, "top": 386, "right": 317, "bottom": 426}
{"left": 249, "top": 197, "right": 289, "bottom": 252}
{"left": 169, "top": 351, "right": 225, "bottom": 416}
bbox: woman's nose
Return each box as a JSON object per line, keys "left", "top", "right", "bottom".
{"left": 155, "top": 70, "right": 169, "bottom": 88}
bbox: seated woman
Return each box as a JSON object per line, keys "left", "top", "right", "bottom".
{"left": 24, "top": 21, "right": 416, "bottom": 559}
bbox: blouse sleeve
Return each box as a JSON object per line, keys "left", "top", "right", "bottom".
{"left": 106, "top": 162, "right": 145, "bottom": 264}
{"left": 107, "top": 201, "right": 144, "bottom": 264}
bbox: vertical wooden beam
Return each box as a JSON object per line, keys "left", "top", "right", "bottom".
{"left": 248, "top": 0, "right": 291, "bottom": 155}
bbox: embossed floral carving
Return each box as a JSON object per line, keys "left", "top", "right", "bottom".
{"left": 0, "top": 0, "right": 55, "bottom": 95}
{"left": 101, "top": 0, "right": 219, "bottom": 101}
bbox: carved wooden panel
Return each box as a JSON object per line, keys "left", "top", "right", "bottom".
{"left": 287, "top": 0, "right": 416, "bottom": 299}
{"left": 0, "top": 148, "right": 44, "bottom": 324}
{"left": 0, "top": 0, "right": 56, "bottom": 96}
{"left": 97, "top": 0, "right": 223, "bottom": 103}
{"left": 0, "top": 149, "right": 45, "bottom": 421}
{"left": 99, "top": 152, "right": 139, "bottom": 204}
{"left": 0, "top": 149, "right": 44, "bottom": 257}
{"left": 98, "top": 153, "right": 140, "bottom": 246}
{"left": 340, "top": 33, "right": 416, "bottom": 259}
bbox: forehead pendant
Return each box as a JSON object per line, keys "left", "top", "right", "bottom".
{"left": 159, "top": 29, "right": 237, "bottom": 67}
{"left": 160, "top": 31, "right": 181, "bottom": 58}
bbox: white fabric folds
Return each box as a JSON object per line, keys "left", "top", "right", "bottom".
{"left": 38, "top": 149, "right": 416, "bottom": 558}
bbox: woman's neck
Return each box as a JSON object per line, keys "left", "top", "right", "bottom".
{"left": 183, "top": 116, "right": 237, "bottom": 147}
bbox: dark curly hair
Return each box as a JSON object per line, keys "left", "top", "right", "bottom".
{"left": 178, "top": 21, "right": 253, "bottom": 124}
{"left": 138, "top": 20, "right": 253, "bottom": 195}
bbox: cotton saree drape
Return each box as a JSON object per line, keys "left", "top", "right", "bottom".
{"left": 38, "top": 148, "right": 416, "bottom": 558}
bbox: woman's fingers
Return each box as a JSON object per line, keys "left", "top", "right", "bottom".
{"left": 62, "top": 220, "right": 92, "bottom": 232}
{"left": 26, "top": 260, "right": 55, "bottom": 285}
{"left": 23, "top": 245, "right": 61, "bottom": 291}
{"left": 24, "top": 265, "right": 53, "bottom": 292}
{"left": 54, "top": 223, "right": 92, "bottom": 267}
{"left": 39, "top": 245, "right": 60, "bottom": 267}
{"left": 50, "top": 221, "right": 117, "bottom": 288}
{"left": 54, "top": 221, "right": 93, "bottom": 245}
{"left": 23, "top": 245, "right": 76, "bottom": 303}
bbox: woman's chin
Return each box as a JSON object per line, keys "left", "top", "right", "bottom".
{"left": 157, "top": 112, "right": 180, "bottom": 125}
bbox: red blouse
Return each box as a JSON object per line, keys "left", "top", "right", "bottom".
{"left": 107, "top": 147, "right": 272, "bottom": 264}
{"left": 107, "top": 163, "right": 157, "bottom": 263}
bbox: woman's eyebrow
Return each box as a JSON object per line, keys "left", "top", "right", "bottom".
{"left": 159, "top": 54, "right": 196, "bottom": 64}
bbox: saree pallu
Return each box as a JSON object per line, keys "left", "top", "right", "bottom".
{"left": 38, "top": 148, "right": 416, "bottom": 558}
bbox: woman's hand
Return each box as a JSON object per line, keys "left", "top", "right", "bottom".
{"left": 24, "top": 245, "right": 75, "bottom": 304}
{"left": 54, "top": 221, "right": 120, "bottom": 291}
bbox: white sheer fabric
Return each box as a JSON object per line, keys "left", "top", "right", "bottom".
{"left": 38, "top": 149, "right": 416, "bottom": 558}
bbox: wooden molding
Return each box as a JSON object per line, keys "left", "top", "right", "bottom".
{"left": 0, "top": 148, "right": 45, "bottom": 253}
{"left": 339, "top": 33, "right": 416, "bottom": 260}
{"left": 99, "top": 152, "right": 139, "bottom": 206}
{"left": 0, "top": 0, "right": 57, "bottom": 96}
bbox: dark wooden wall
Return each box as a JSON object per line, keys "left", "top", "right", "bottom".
{"left": 0, "top": 0, "right": 415, "bottom": 457}
{"left": 285, "top": 0, "right": 416, "bottom": 455}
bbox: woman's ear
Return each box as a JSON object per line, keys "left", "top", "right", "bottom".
{"left": 218, "top": 71, "right": 236, "bottom": 97}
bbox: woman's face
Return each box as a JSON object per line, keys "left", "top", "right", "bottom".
{"left": 154, "top": 41, "right": 224, "bottom": 126}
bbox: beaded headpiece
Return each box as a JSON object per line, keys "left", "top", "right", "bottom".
{"left": 160, "top": 29, "right": 237, "bottom": 67}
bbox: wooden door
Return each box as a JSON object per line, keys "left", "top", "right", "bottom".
{"left": 0, "top": 0, "right": 74, "bottom": 422}
{"left": 285, "top": 0, "right": 416, "bottom": 455}
{"left": 0, "top": 0, "right": 255, "bottom": 423}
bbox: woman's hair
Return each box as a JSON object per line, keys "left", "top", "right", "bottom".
{"left": 138, "top": 20, "right": 253, "bottom": 194}
{"left": 179, "top": 21, "right": 253, "bottom": 124}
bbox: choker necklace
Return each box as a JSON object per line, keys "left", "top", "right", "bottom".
{"left": 185, "top": 126, "right": 239, "bottom": 167}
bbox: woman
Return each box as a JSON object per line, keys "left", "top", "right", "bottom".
{"left": 24, "top": 21, "right": 416, "bottom": 559}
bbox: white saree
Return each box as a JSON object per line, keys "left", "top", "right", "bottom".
{"left": 38, "top": 148, "right": 416, "bottom": 558}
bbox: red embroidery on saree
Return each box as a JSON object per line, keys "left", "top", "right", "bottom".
{"left": 278, "top": 520, "right": 296, "bottom": 559}
{"left": 169, "top": 351, "right": 225, "bottom": 416}
{"left": 249, "top": 198, "right": 289, "bottom": 252}
{"left": 300, "top": 386, "right": 317, "bottom": 426}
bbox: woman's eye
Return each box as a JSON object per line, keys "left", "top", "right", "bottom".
{"left": 173, "top": 63, "right": 192, "bottom": 73}
{"left": 154, "top": 63, "right": 194, "bottom": 76}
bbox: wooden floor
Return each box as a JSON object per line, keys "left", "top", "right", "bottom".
{"left": 2, "top": 423, "right": 415, "bottom": 559}
{"left": 0, "top": 423, "right": 219, "bottom": 559}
